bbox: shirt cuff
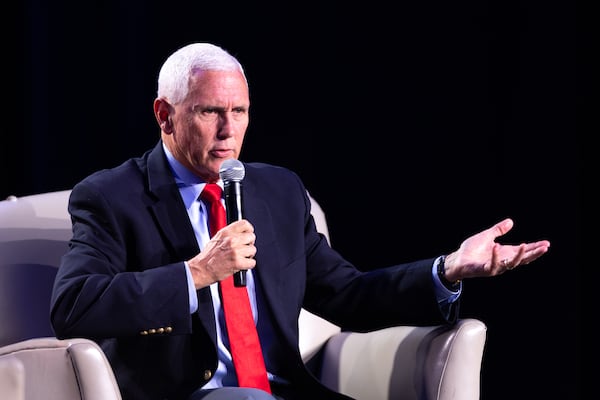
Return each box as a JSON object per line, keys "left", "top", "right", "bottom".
{"left": 432, "top": 256, "right": 462, "bottom": 305}
{"left": 184, "top": 261, "right": 199, "bottom": 314}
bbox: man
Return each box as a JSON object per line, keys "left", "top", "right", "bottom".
{"left": 50, "top": 42, "right": 550, "bottom": 400}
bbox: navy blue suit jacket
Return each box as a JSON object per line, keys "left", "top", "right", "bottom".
{"left": 50, "top": 140, "right": 454, "bottom": 399}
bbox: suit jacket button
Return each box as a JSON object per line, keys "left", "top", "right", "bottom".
{"left": 149, "top": 329, "right": 156, "bottom": 334}
{"left": 203, "top": 370, "right": 212, "bottom": 381}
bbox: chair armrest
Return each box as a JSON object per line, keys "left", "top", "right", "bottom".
{"left": 0, "top": 337, "right": 122, "bottom": 400}
{"left": 318, "top": 318, "right": 487, "bottom": 400}
{"left": 299, "top": 308, "right": 341, "bottom": 362}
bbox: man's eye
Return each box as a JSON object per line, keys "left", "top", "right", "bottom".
{"left": 232, "top": 108, "right": 248, "bottom": 116}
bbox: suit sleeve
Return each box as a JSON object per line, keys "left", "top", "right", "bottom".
{"left": 50, "top": 180, "right": 193, "bottom": 339}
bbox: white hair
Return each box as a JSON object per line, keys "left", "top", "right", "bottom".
{"left": 157, "top": 43, "right": 246, "bottom": 104}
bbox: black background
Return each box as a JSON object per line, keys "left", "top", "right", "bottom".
{"left": 4, "top": 1, "right": 580, "bottom": 399}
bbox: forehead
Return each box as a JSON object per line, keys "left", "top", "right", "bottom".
{"left": 188, "top": 70, "right": 249, "bottom": 99}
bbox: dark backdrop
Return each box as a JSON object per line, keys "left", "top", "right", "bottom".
{"left": 4, "top": 1, "right": 580, "bottom": 399}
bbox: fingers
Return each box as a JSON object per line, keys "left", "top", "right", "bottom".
{"left": 504, "top": 243, "right": 526, "bottom": 270}
{"left": 215, "top": 221, "right": 256, "bottom": 267}
{"left": 496, "top": 239, "right": 551, "bottom": 273}
{"left": 212, "top": 220, "right": 255, "bottom": 247}
{"left": 189, "top": 220, "right": 257, "bottom": 288}
{"left": 492, "top": 242, "right": 523, "bottom": 272}
{"left": 500, "top": 239, "right": 550, "bottom": 270}
{"left": 521, "top": 240, "right": 550, "bottom": 264}
{"left": 225, "top": 219, "right": 254, "bottom": 234}
{"left": 524, "top": 240, "right": 551, "bottom": 253}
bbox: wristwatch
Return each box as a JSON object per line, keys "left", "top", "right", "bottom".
{"left": 437, "top": 255, "right": 461, "bottom": 290}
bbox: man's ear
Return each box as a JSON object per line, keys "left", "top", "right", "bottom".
{"left": 153, "top": 98, "right": 173, "bottom": 133}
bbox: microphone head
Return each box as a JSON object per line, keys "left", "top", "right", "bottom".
{"left": 219, "top": 158, "right": 245, "bottom": 182}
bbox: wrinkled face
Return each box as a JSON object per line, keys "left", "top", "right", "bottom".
{"left": 156, "top": 70, "right": 250, "bottom": 182}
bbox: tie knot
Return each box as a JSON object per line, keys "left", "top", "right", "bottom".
{"left": 201, "top": 183, "right": 222, "bottom": 204}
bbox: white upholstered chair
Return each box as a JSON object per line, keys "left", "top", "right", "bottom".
{"left": 0, "top": 190, "right": 487, "bottom": 400}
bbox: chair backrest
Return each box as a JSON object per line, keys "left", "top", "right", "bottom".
{"left": 0, "top": 190, "right": 123, "bottom": 399}
{"left": 299, "top": 194, "right": 341, "bottom": 361}
{"left": 0, "top": 190, "right": 72, "bottom": 346}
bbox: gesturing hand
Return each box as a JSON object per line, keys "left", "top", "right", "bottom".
{"left": 443, "top": 218, "right": 550, "bottom": 282}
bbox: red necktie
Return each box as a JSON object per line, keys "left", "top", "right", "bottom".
{"left": 200, "top": 183, "right": 271, "bottom": 393}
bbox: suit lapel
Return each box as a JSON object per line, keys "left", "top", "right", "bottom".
{"left": 145, "top": 143, "right": 200, "bottom": 259}
{"left": 145, "top": 142, "right": 216, "bottom": 340}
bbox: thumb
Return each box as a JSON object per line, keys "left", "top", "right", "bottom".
{"left": 490, "top": 218, "right": 513, "bottom": 240}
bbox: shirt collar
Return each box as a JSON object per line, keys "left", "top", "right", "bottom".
{"left": 162, "top": 142, "right": 223, "bottom": 209}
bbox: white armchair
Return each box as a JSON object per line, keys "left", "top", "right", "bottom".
{"left": 299, "top": 193, "right": 487, "bottom": 400}
{"left": 0, "top": 190, "right": 122, "bottom": 400}
{"left": 0, "top": 190, "right": 487, "bottom": 400}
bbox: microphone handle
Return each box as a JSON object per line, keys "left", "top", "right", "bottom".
{"left": 224, "top": 180, "right": 246, "bottom": 287}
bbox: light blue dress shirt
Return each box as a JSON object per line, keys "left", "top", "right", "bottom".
{"left": 163, "top": 144, "right": 261, "bottom": 387}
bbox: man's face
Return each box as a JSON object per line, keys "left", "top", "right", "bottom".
{"left": 164, "top": 69, "right": 250, "bottom": 182}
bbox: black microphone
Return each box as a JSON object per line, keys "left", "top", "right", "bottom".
{"left": 219, "top": 158, "right": 247, "bottom": 287}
